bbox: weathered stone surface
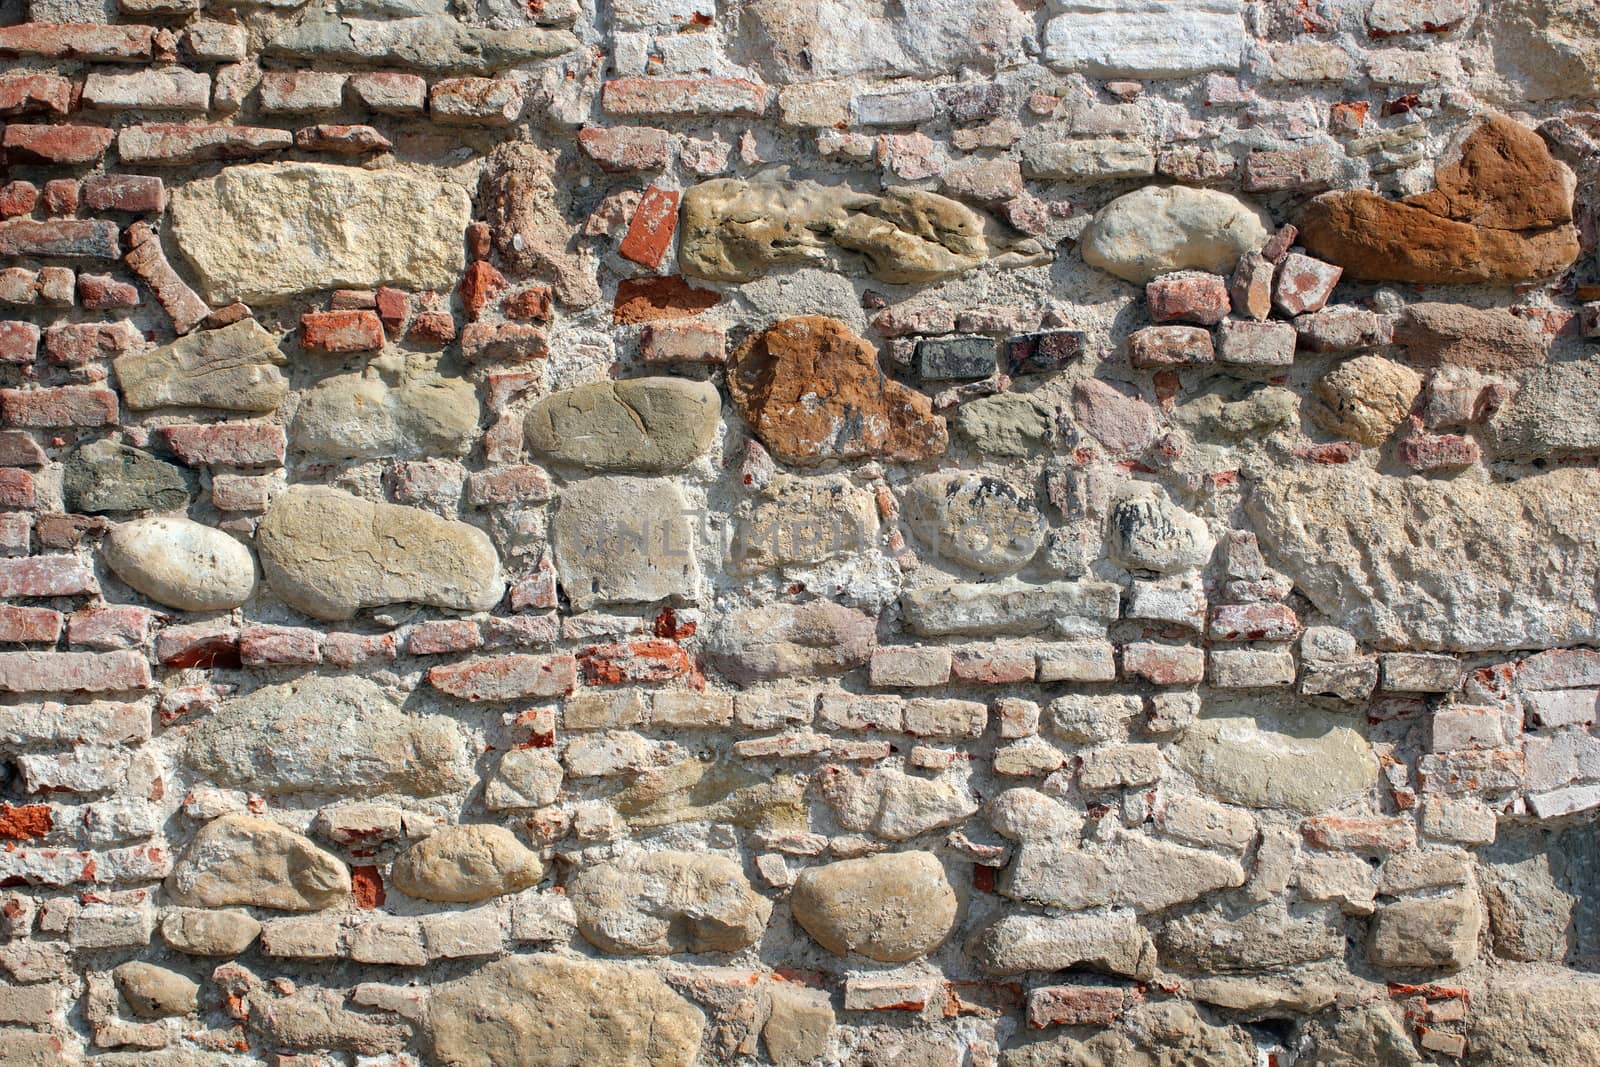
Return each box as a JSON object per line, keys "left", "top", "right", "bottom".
{"left": 1466, "top": 973, "right": 1600, "bottom": 1066}
{"left": 185, "top": 675, "right": 470, "bottom": 797}
{"left": 1160, "top": 902, "right": 1345, "bottom": 971}
{"left": 1411, "top": 116, "right": 1574, "bottom": 229}
{"left": 728, "top": 317, "right": 946, "bottom": 465}
{"left": 819, "top": 765, "right": 978, "bottom": 840}
{"left": 1081, "top": 185, "right": 1271, "bottom": 284}
{"left": 764, "top": 985, "right": 834, "bottom": 1067}
{"left": 391, "top": 824, "right": 543, "bottom": 903}
{"left": 1108, "top": 490, "right": 1213, "bottom": 575}
{"left": 904, "top": 472, "right": 1044, "bottom": 574}
{"left": 290, "top": 371, "right": 479, "bottom": 460}
{"left": 790, "top": 851, "right": 957, "bottom": 962}
{"left": 551, "top": 477, "right": 697, "bottom": 609}
{"left": 428, "top": 955, "right": 704, "bottom": 1067}
{"left": 257, "top": 485, "right": 503, "bottom": 620}
{"left": 730, "top": 474, "right": 879, "bottom": 574}
{"left": 1391, "top": 302, "right": 1547, "bottom": 370}
{"left": 267, "top": 14, "right": 577, "bottom": 73}
{"left": 1367, "top": 888, "right": 1481, "bottom": 970}
{"left": 1485, "top": 0, "right": 1600, "bottom": 100}
{"left": 705, "top": 600, "right": 877, "bottom": 683}
{"left": 525, "top": 378, "right": 720, "bottom": 471}
{"left": 485, "top": 748, "right": 564, "bottom": 811}
{"left": 1297, "top": 1003, "right": 1424, "bottom": 1067}
{"left": 953, "top": 393, "right": 1053, "bottom": 456}
{"left": 1171, "top": 707, "right": 1377, "bottom": 812}
{"left": 161, "top": 908, "right": 261, "bottom": 956}
{"left": 169, "top": 163, "right": 472, "bottom": 303}
{"left": 103, "top": 516, "right": 255, "bottom": 611}
{"left": 113, "top": 318, "right": 287, "bottom": 413}
{"left": 114, "top": 961, "right": 199, "bottom": 1018}
{"left": 1485, "top": 358, "right": 1600, "bottom": 459}
{"left": 900, "top": 579, "right": 1119, "bottom": 636}
{"left": 970, "top": 910, "right": 1154, "bottom": 978}
{"left": 169, "top": 813, "right": 350, "bottom": 911}
{"left": 999, "top": 824, "right": 1246, "bottom": 913}
{"left": 567, "top": 849, "right": 770, "bottom": 954}
{"left": 63, "top": 439, "right": 189, "bottom": 514}
{"left": 483, "top": 143, "right": 601, "bottom": 308}
{"left": 681, "top": 179, "right": 1045, "bottom": 284}
{"left": 1249, "top": 466, "right": 1600, "bottom": 650}
{"left": 1310, "top": 355, "right": 1422, "bottom": 446}
{"left": 1002, "top": 1002, "right": 1255, "bottom": 1067}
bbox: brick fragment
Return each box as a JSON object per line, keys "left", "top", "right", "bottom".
{"left": 155, "top": 620, "right": 239, "bottom": 668}
{"left": 155, "top": 422, "right": 285, "bottom": 467}
{"left": 1128, "top": 325, "right": 1214, "bottom": 368}
{"left": 2, "top": 125, "right": 114, "bottom": 165}
{"left": 1301, "top": 815, "right": 1416, "bottom": 852}
{"left": 300, "top": 310, "right": 385, "bottom": 353}
{"left": 0, "top": 650, "right": 151, "bottom": 693}
{"left": 1208, "top": 603, "right": 1301, "bottom": 641}
{"left": 66, "top": 605, "right": 154, "bottom": 650}
{"left": 466, "top": 465, "right": 553, "bottom": 506}
{"left": 185, "top": 20, "right": 247, "bottom": 61}
{"left": 578, "top": 640, "right": 694, "bottom": 685}
{"left": 407, "top": 311, "right": 455, "bottom": 346}
{"left": 602, "top": 77, "right": 767, "bottom": 117}
{"left": 613, "top": 275, "right": 720, "bottom": 323}
{"left": 460, "top": 322, "right": 547, "bottom": 363}
{"left": 123, "top": 220, "right": 209, "bottom": 334}
{"left": 639, "top": 320, "right": 722, "bottom": 363}
{"left": 0, "top": 322, "right": 39, "bottom": 365}
{"left": 293, "top": 124, "right": 393, "bottom": 155}
{"left": 0, "top": 22, "right": 157, "bottom": 61}
{"left": 349, "top": 72, "right": 427, "bottom": 113}
{"left": 1216, "top": 317, "right": 1295, "bottom": 368}
{"left": 1005, "top": 329, "right": 1084, "bottom": 375}
{"left": 238, "top": 625, "right": 322, "bottom": 667}
{"left": 459, "top": 260, "right": 507, "bottom": 321}
{"left": 0, "top": 219, "right": 121, "bottom": 260}
{"left": 1147, "top": 272, "right": 1230, "bottom": 325}
{"left": 1273, "top": 252, "right": 1343, "bottom": 315}
{"left": 0, "top": 182, "right": 37, "bottom": 218}
{"left": 407, "top": 620, "right": 482, "bottom": 656}
{"left": 870, "top": 647, "right": 954, "bottom": 688}
{"left": 618, "top": 184, "right": 680, "bottom": 270}
{"left": 503, "top": 286, "right": 552, "bottom": 323}
{"left": 430, "top": 77, "right": 523, "bottom": 125}
{"left": 42, "top": 322, "right": 140, "bottom": 367}
{"left": 1122, "top": 642, "right": 1205, "bottom": 685}
{"left": 1027, "top": 985, "right": 1140, "bottom": 1028}
{"left": 0, "top": 72, "right": 71, "bottom": 116}
{"left": 117, "top": 124, "right": 291, "bottom": 165}
{"left": 1, "top": 385, "right": 118, "bottom": 428}
{"left": 1243, "top": 145, "right": 1337, "bottom": 192}
{"left": 579, "top": 125, "right": 672, "bottom": 171}
{"left": 82, "top": 175, "right": 164, "bottom": 215}
{"left": 40, "top": 180, "right": 77, "bottom": 218}
{"left": 1397, "top": 431, "right": 1479, "bottom": 472}
{"left": 428, "top": 654, "right": 577, "bottom": 701}
{"left": 259, "top": 71, "right": 347, "bottom": 112}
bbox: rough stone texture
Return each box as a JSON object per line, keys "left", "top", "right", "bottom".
{"left": 790, "top": 851, "right": 958, "bottom": 962}
{"left": 525, "top": 377, "right": 720, "bottom": 471}
{"left": 103, "top": 516, "right": 256, "bottom": 611}
{"left": 903, "top": 472, "right": 1044, "bottom": 574}
{"left": 290, "top": 371, "right": 479, "bottom": 460}
{"left": 257, "top": 485, "right": 503, "bottom": 620}
{"left": 705, "top": 600, "right": 877, "bottom": 683}
{"left": 1485, "top": 359, "right": 1600, "bottom": 459}
{"left": 63, "top": 439, "right": 189, "bottom": 514}
{"left": 184, "top": 675, "right": 470, "bottom": 796}
{"left": 728, "top": 316, "right": 947, "bottom": 465}
{"left": 390, "top": 824, "right": 543, "bottom": 902}
{"left": 170, "top": 163, "right": 472, "bottom": 303}
{"left": 168, "top": 814, "right": 350, "bottom": 911}
{"left": 1310, "top": 355, "right": 1422, "bottom": 446}
{"left": 551, "top": 476, "right": 698, "bottom": 608}
{"left": 567, "top": 849, "right": 771, "bottom": 954}
{"left": 428, "top": 955, "right": 704, "bottom": 1067}
{"left": 1391, "top": 302, "right": 1548, "bottom": 370}
{"left": 1171, "top": 707, "right": 1378, "bottom": 812}
{"left": 113, "top": 317, "right": 287, "bottom": 413}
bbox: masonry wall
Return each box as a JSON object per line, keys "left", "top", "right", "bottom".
{"left": 0, "top": 0, "right": 1598, "bottom": 1063}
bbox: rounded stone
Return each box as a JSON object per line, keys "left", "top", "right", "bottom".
{"left": 903, "top": 472, "right": 1045, "bottom": 574}
{"left": 168, "top": 813, "right": 350, "bottom": 912}
{"left": 790, "top": 850, "right": 958, "bottom": 962}
{"left": 524, "top": 377, "right": 721, "bottom": 472}
{"left": 103, "top": 515, "right": 257, "bottom": 612}
{"left": 428, "top": 954, "right": 704, "bottom": 1067}
{"left": 567, "top": 849, "right": 772, "bottom": 955}
{"left": 953, "top": 393, "right": 1054, "bottom": 457}
{"left": 1311, "top": 355, "right": 1422, "bottom": 446}
{"left": 1080, "top": 186, "right": 1272, "bottom": 284}
{"left": 113, "top": 962, "right": 199, "bottom": 1019}
{"left": 290, "top": 372, "right": 480, "bottom": 460}
{"left": 160, "top": 908, "right": 262, "bottom": 956}
{"left": 1108, "top": 491, "right": 1214, "bottom": 575}
{"left": 390, "top": 824, "right": 543, "bottom": 903}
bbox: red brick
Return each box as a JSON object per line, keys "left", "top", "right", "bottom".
{"left": 0, "top": 73, "right": 71, "bottom": 116}
{"left": 458, "top": 260, "right": 507, "bottom": 321}
{"left": 1146, "top": 272, "right": 1230, "bottom": 325}
{"left": 0, "top": 267, "right": 38, "bottom": 305}
{"left": 0, "top": 432, "right": 44, "bottom": 468}
{"left": 0, "top": 219, "right": 121, "bottom": 260}
{"left": 459, "top": 322, "right": 547, "bottom": 364}
{"left": 951, "top": 645, "right": 1037, "bottom": 684}
{"left": 577, "top": 640, "right": 695, "bottom": 685}
{"left": 406, "top": 620, "right": 483, "bottom": 656}
{"left": 123, "top": 220, "right": 208, "bottom": 334}
{"left": 1128, "top": 325, "right": 1214, "bottom": 368}
{"left": 76, "top": 274, "right": 140, "bottom": 311}
{"left": 33, "top": 266, "right": 70, "bottom": 307}
{"left": 292, "top": 124, "right": 393, "bottom": 155}
{"left": 503, "top": 286, "right": 552, "bottom": 322}
{"left": 0, "top": 555, "right": 97, "bottom": 598}
{"left": 1243, "top": 146, "right": 1336, "bottom": 193}
{"left": 324, "top": 631, "right": 398, "bottom": 669}
{"left": 602, "top": 78, "right": 767, "bottom": 118}
{"left": 467, "top": 222, "right": 492, "bottom": 260}
{"left": 407, "top": 311, "right": 456, "bottom": 346}
{"left": 117, "top": 124, "right": 292, "bottom": 165}
{"left": 640, "top": 320, "right": 724, "bottom": 364}
{"left": 42, "top": 322, "right": 139, "bottom": 368}
{"left": 0, "top": 22, "right": 156, "bottom": 60}
{"left": 1122, "top": 642, "right": 1205, "bottom": 685}
{"left": 1295, "top": 441, "right": 1362, "bottom": 464}
{"left": 0, "top": 605, "right": 61, "bottom": 643}
{"left": 1208, "top": 603, "right": 1301, "bottom": 642}
{"left": 155, "top": 621, "right": 240, "bottom": 669}
{"left": 618, "top": 184, "right": 680, "bottom": 270}
{"left": 0, "top": 803, "right": 53, "bottom": 840}
{"left": 0, "top": 468, "right": 34, "bottom": 509}
{"left": 0, "top": 650, "right": 151, "bottom": 693}
{"left": 155, "top": 423, "right": 286, "bottom": 467}
{"left": 32, "top": 514, "right": 107, "bottom": 549}
{"left": 375, "top": 286, "right": 409, "bottom": 334}
{"left": 1301, "top": 815, "right": 1416, "bottom": 852}
{"left": 1397, "top": 432, "right": 1480, "bottom": 472}
{"left": 613, "top": 275, "right": 721, "bottom": 323}
{"left": 2, "top": 125, "right": 114, "bottom": 165}
{"left": 466, "top": 465, "right": 553, "bottom": 507}
{"left": 508, "top": 568, "right": 557, "bottom": 612}
{"left": 0, "top": 182, "right": 37, "bottom": 218}
{"left": 0, "top": 322, "right": 39, "bottom": 365}
{"left": 301, "top": 310, "right": 384, "bottom": 353}
{"left": 66, "top": 605, "right": 154, "bottom": 650}
{"left": 1027, "top": 986, "right": 1140, "bottom": 1029}
{"left": 427, "top": 653, "right": 577, "bottom": 701}
{"left": 578, "top": 125, "right": 672, "bottom": 171}
{"left": 1273, "top": 252, "right": 1343, "bottom": 315}
{"left": 40, "top": 179, "right": 77, "bottom": 217}
{"left": 238, "top": 625, "right": 322, "bottom": 667}
{"left": 481, "top": 613, "right": 558, "bottom": 649}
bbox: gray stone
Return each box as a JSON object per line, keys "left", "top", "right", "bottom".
{"left": 258, "top": 485, "right": 503, "bottom": 620}
{"left": 1297, "top": 1003, "right": 1424, "bottom": 1067}
{"left": 1391, "top": 302, "right": 1547, "bottom": 370}
{"left": 704, "top": 600, "right": 877, "bottom": 683}
{"left": 1483, "top": 0, "right": 1600, "bottom": 101}
{"left": 819, "top": 765, "right": 978, "bottom": 841}
{"left": 953, "top": 393, "right": 1054, "bottom": 456}
{"left": 290, "top": 371, "right": 479, "bottom": 460}
{"left": 1170, "top": 705, "right": 1377, "bottom": 813}
{"left": 1002, "top": 1001, "right": 1255, "bottom": 1067}
{"left": 1367, "top": 888, "right": 1481, "bottom": 970}
{"left": 900, "top": 580, "right": 1120, "bottom": 637}
{"left": 1160, "top": 902, "right": 1345, "bottom": 972}
{"left": 391, "top": 824, "right": 543, "bottom": 903}
{"left": 266, "top": 14, "right": 577, "bottom": 73}
{"left": 114, "top": 962, "right": 199, "bottom": 1018}
{"left": 970, "top": 910, "right": 1154, "bottom": 978}
{"left": 185, "top": 675, "right": 470, "bottom": 797}
{"left": 1043, "top": 0, "right": 1245, "bottom": 77}
{"left": 103, "top": 516, "right": 256, "bottom": 612}
{"left": 428, "top": 954, "right": 704, "bottom": 1067}
{"left": 1249, "top": 465, "right": 1600, "bottom": 651}
{"left": 169, "top": 814, "right": 350, "bottom": 911}
{"left": 484, "top": 748, "right": 564, "bottom": 811}
{"left": 551, "top": 477, "right": 697, "bottom": 609}
{"left": 567, "top": 849, "right": 770, "bottom": 955}
{"left": 1466, "top": 972, "right": 1600, "bottom": 1066}
{"left": 63, "top": 439, "right": 189, "bottom": 514}
{"left": 903, "top": 472, "right": 1045, "bottom": 575}
{"left": 790, "top": 851, "right": 957, "bottom": 962}
{"left": 1487, "top": 358, "right": 1600, "bottom": 459}
{"left": 113, "top": 318, "right": 288, "bottom": 413}
{"left": 170, "top": 163, "right": 473, "bottom": 303}
{"left": 917, "top": 335, "right": 997, "bottom": 380}
{"left": 728, "top": 474, "right": 879, "bottom": 574}
{"left": 999, "top": 830, "right": 1245, "bottom": 913}
{"left": 524, "top": 378, "right": 720, "bottom": 472}
{"left": 1108, "top": 491, "right": 1213, "bottom": 575}
{"left": 764, "top": 985, "right": 834, "bottom": 1067}
{"left": 1081, "top": 185, "right": 1271, "bottom": 284}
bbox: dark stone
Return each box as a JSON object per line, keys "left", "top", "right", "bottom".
{"left": 918, "top": 335, "right": 997, "bottom": 380}
{"left": 63, "top": 439, "right": 191, "bottom": 515}
{"left": 1005, "top": 330, "right": 1086, "bottom": 375}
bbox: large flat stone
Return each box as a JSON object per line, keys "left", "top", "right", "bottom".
{"left": 113, "top": 318, "right": 287, "bottom": 413}
{"left": 266, "top": 14, "right": 577, "bottom": 73}
{"left": 1170, "top": 703, "right": 1377, "bottom": 813}
{"left": 524, "top": 377, "right": 720, "bottom": 472}
{"left": 550, "top": 477, "right": 698, "bottom": 609}
{"left": 290, "top": 371, "right": 479, "bottom": 460}
{"left": 169, "top": 163, "right": 472, "bottom": 303}
{"left": 168, "top": 814, "right": 349, "bottom": 911}
{"left": 567, "top": 849, "right": 771, "bottom": 955}
{"left": 257, "top": 485, "right": 502, "bottom": 620}
{"left": 1044, "top": 0, "right": 1245, "bottom": 77}
{"left": 1249, "top": 465, "right": 1600, "bottom": 650}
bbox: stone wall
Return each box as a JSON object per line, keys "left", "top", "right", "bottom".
{"left": 0, "top": 0, "right": 1597, "bottom": 1062}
